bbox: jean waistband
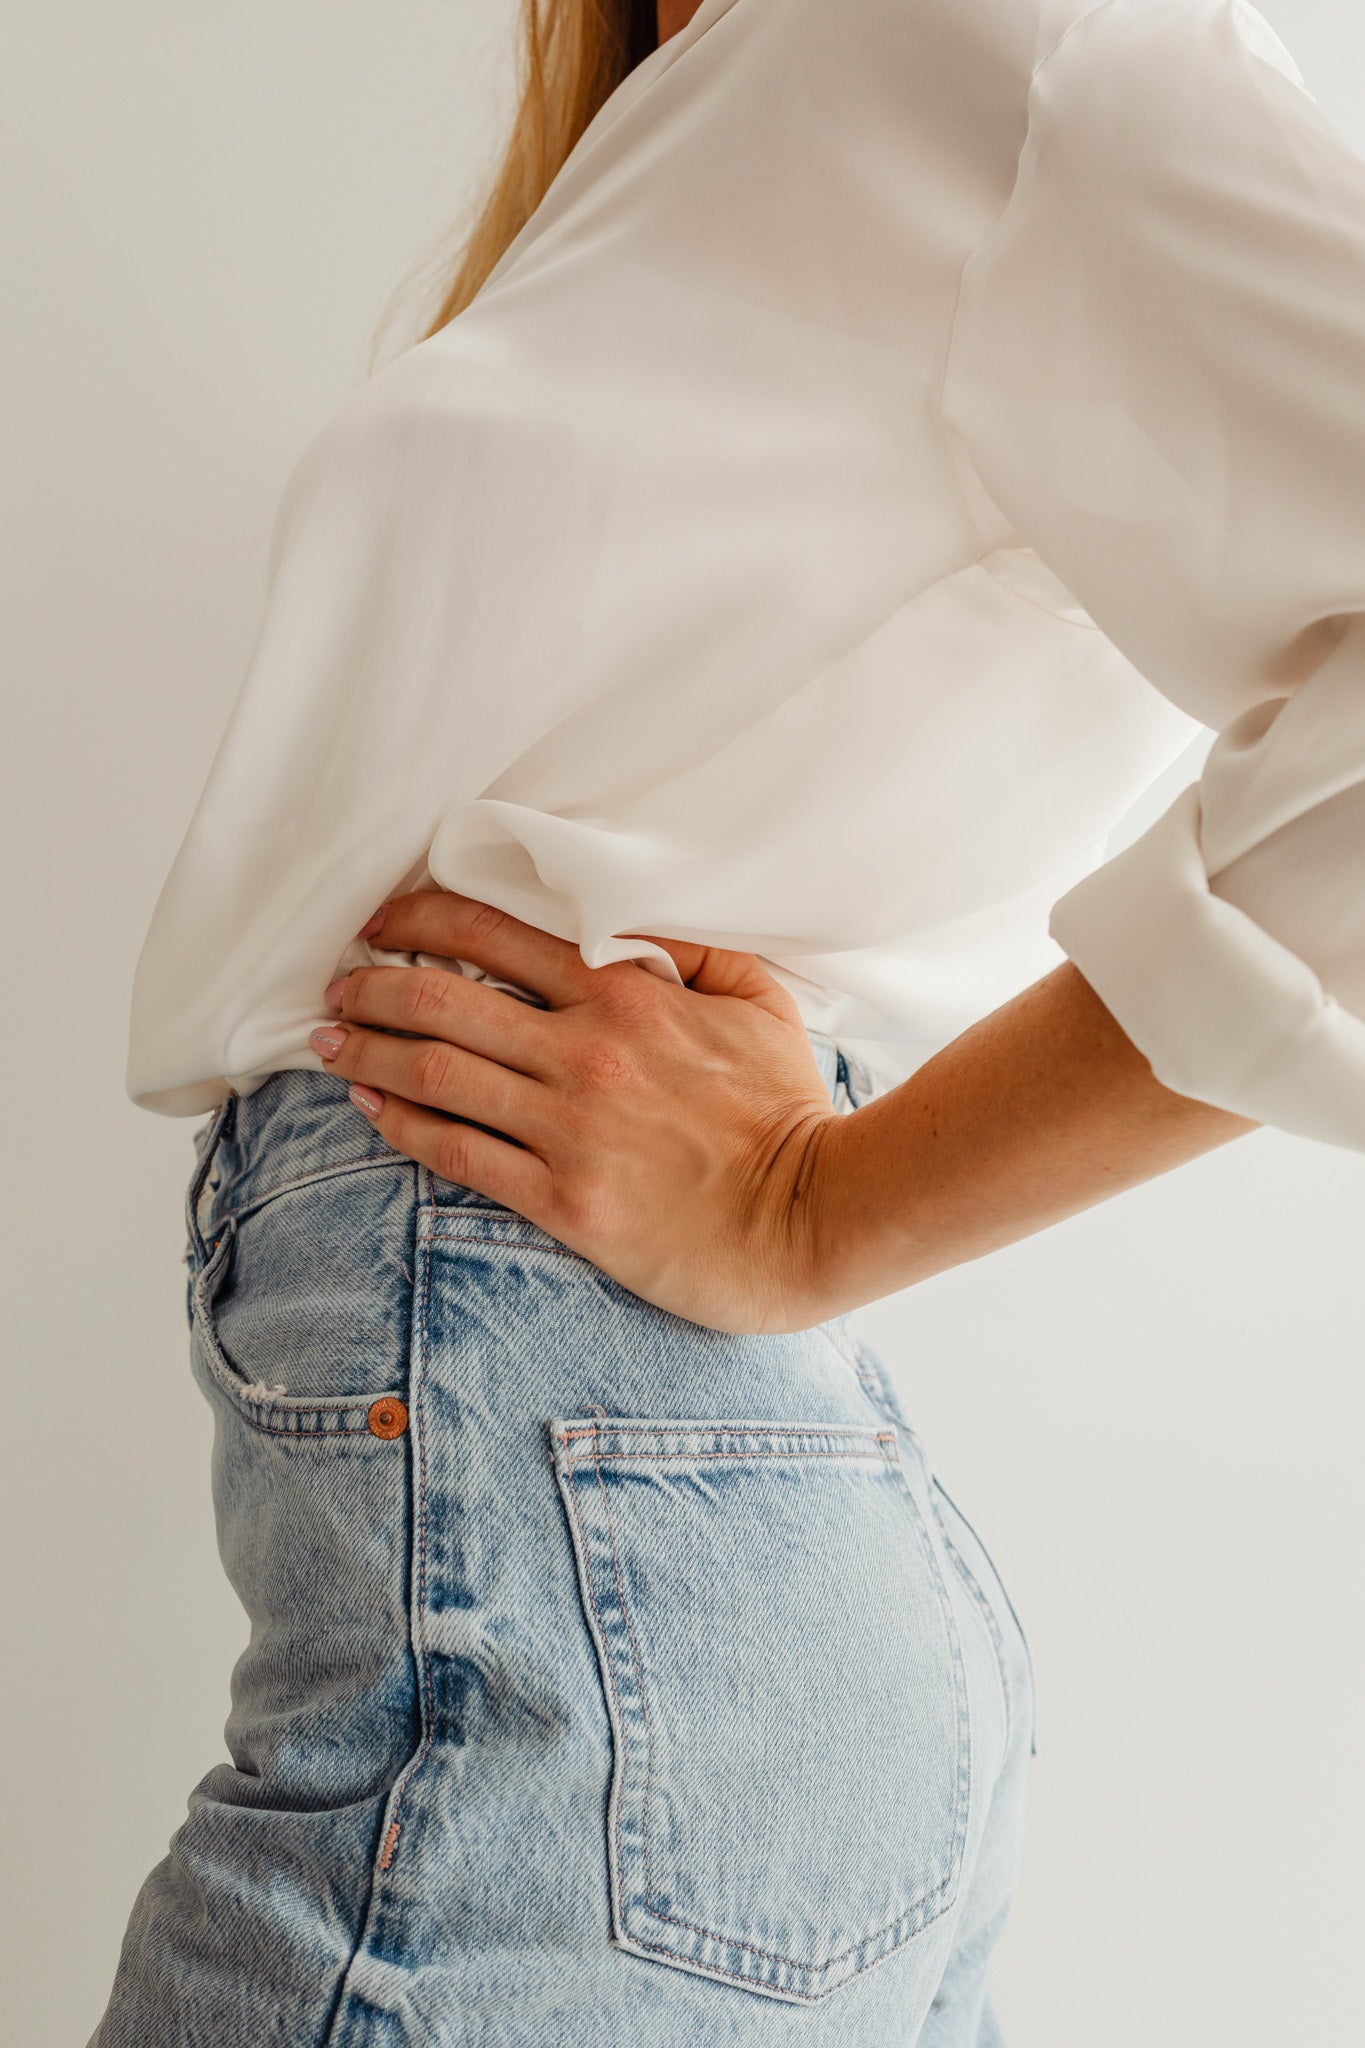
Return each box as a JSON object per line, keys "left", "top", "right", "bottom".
{"left": 186, "top": 1024, "right": 871, "bottom": 1267}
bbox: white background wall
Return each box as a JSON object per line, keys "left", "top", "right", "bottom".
{"left": 4, "top": 4, "right": 1362, "bottom": 2042}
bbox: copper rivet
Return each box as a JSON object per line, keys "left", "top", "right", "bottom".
{"left": 367, "top": 1397, "right": 408, "bottom": 1440}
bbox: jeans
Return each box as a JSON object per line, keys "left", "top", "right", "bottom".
{"left": 92, "top": 1030, "right": 1034, "bottom": 2046}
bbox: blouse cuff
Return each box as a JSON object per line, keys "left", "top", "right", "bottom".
{"left": 1047, "top": 784, "right": 1365, "bottom": 1150}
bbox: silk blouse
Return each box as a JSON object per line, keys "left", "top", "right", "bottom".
{"left": 127, "top": 0, "right": 1365, "bottom": 1151}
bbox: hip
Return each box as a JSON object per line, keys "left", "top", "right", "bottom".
{"left": 171, "top": 1045, "right": 1033, "bottom": 2035}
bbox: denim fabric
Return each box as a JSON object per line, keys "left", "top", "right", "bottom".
{"left": 92, "top": 1029, "right": 1034, "bottom": 2047}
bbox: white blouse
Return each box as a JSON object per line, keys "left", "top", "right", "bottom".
{"left": 127, "top": 0, "right": 1365, "bottom": 1152}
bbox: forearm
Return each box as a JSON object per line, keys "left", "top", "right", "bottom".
{"left": 809, "top": 961, "right": 1257, "bottom": 1312}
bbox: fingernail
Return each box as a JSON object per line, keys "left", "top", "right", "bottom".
{"left": 349, "top": 1083, "right": 384, "bottom": 1118}
{"left": 358, "top": 906, "right": 387, "bottom": 939}
{"left": 323, "top": 976, "right": 348, "bottom": 1010}
{"left": 309, "top": 1026, "right": 348, "bottom": 1058}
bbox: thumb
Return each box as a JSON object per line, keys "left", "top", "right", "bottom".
{"left": 633, "top": 936, "right": 800, "bottom": 1019}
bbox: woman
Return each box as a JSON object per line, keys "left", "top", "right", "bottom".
{"left": 98, "top": 0, "right": 1365, "bottom": 2042}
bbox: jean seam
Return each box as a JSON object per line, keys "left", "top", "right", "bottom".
{"left": 425, "top": 1229, "right": 582, "bottom": 1260}
{"left": 319, "top": 1185, "right": 427, "bottom": 2048}
{"left": 930, "top": 1497, "right": 1016, "bottom": 1752}
{"left": 561, "top": 1446, "right": 896, "bottom": 1463}
{"left": 559, "top": 1423, "right": 894, "bottom": 1441}
{"left": 372, "top": 1225, "right": 437, "bottom": 1865}
{"left": 819, "top": 1322, "right": 889, "bottom": 1407}
{"left": 208, "top": 1153, "right": 413, "bottom": 1237}
{"left": 931, "top": 1475, "right": 1038, "bottom": 1761}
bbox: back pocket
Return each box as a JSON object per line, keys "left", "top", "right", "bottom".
{"left": 550, "top": 1416, "right": 970, "bottom": 2004}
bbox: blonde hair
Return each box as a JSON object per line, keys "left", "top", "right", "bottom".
{"left": 391, "top": 0, "right": 651, "bottom": 353}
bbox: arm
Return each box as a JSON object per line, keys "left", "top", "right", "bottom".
{"left": 940, "top": 0, "right": 1365, "bottom": 1146}
{"left": 310, "top": 892, "right": 1252, "bottom": 1333}
{"left": 800, "top": 956, "right": 1255, "bottom": 1317}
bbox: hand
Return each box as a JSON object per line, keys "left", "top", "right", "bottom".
{"left": 308, "top": 893, "right": 848, "bottom": 1333}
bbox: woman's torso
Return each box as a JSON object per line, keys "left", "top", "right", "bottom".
{"left": 127, "top": 0, "right": 1199, "bottom": 1116}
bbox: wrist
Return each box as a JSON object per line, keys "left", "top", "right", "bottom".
{"left": 795, "top": 1094, "right": 927, "bottom": 1321}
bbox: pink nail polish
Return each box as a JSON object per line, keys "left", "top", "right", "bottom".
{"left": 349, "top": 1083, "right": 384, "bottom": 1118}
{"left": 323, "top": 976, "right": 348, "bottom": 1010}
{"left": 309, "top": 1026, "right": 348, "bottom": 1058}
{"left": 358, "top": 906, "right": 387, "bottom": 939}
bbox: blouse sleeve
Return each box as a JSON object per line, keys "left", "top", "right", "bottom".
{"left": 939, "top": 0, "right": 1365, "bottom": 1149}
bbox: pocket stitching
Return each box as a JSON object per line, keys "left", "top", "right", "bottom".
{"left": 427, "top": 1229, "right": 583, "bottom": 1261}
{"left": 191, "top": 1225, "right": 403, "bottom": 1439}
{"left": 818, "top": 1323, "right": 887, "bottom": 1406}
{"left": 558, "top": 1421, "right": 971, "bottom": 1996}
{"left": 212, "top": 1153, "right": 415, "bottom": 1235}
{"left": 557, "top": 1422, "right": 900, "bottom": 1446}
{"left": 931, "top": 1503, "right": 1014, "bottom": 1748}
{"left": 563, "top": 1446, "right": 899, "bottom": 1462}
{"left": 929, "top": 1478, "right": 1035, "bottom": 1759}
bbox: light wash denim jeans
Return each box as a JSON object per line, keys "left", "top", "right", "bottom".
{"left": 92, "top": 1030, "right": 1034, "bottom": 2046}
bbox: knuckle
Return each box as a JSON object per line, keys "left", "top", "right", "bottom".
{"left": 401, "top": 969, "right": 453, "bottom": 1026}
{"left": 557, "top": 1169, "right": 609, "bottom": 1240}
{"left": 598, "top": 963, "right": 655, "bottom": 1013}
{"left": 462, "top": 899, "right": 508, "bottom": 946}
{"left": 413, "top": 1038, "right": 456, "bottom": 1100}
{"left": 597, "top": 969, "right": 670, "bottom": 1037}
{"left": 434, "top": 1124, "right": 472, "bottom": 1189}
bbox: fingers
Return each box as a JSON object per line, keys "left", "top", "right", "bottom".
{"left": 348, "top": 1085, "right": 556, "bottom": 1220}
{"left": 333, "top": 962, "right": 554, "bottom": 1077}
{"left": 311, "top": 1019, "right": 550, "bottom": 1147}
{"left": 367, "top": 892, "right": 599, "bottom": 1008}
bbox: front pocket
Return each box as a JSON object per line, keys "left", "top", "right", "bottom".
{"left": 550, "top": 1417, "right": 970, "bottom": 2004}
{"left": 190, "top": 1159, "right": 414, "bottom": 1436}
